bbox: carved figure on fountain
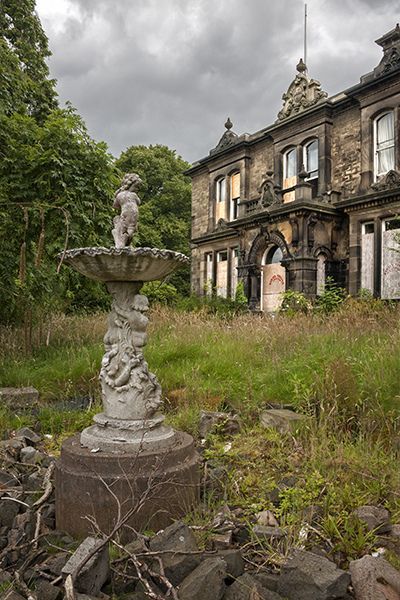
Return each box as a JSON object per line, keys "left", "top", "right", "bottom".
{"left": 112, "top": 172, "right": 142, "bottom": 248}
{"left": 100, "top": 282, "right": 162, "bottom": 421}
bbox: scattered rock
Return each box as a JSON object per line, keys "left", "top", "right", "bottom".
{"left": 256, "top": 510, "right": 279, "bottom": 527}
{"left": 204, "top": 466, "right": 228, "bottom": 500}
{"left": 260, "top": 409, "right": 305, "bottom": 433}
{"left": 0, "top": 498, "right": 19, "bottom": 528}
{"left": 20, "top": 446, "right": 40, "bottom": 465}
{"left": 253, "top": 525, "right": 285, "bottom": 542}
{"left": 224, "top": 573, "right": 283, "bottom": 599}
{"left": 353, "top": 505, "right": 392, "bottom": 534}
{"left": 199, "top": 411, "right": 241, "bottom": 438}
{"left": 178, "top": 557, "right": 227, "bottom": 600}
{"left": 217, "top": 549, "right": 244, "bottom": 580}
{"left": 62, "top": 537, "right": 110, "bottom": 596}
{"left": 211, "top": 531, "right": 233, "bottom": 550}
{"left": 254, "top": 571, "right": 280, "bottom": 592}
{"left": 14, "top": 427, "right": 41, "bottom": 446}
{"left": 277, "top": 549, "right": 351, "bottom": 600}
{"left": 0, "top": 590, "right": 26, "bottom": 600}
{"left": 350, "top": 554, "right": 400, "bottom": 599}
{"left": 35, "top": 580, "right": 62, "bottom": 600}
{"left": 0, "top": 471, "right": 19, "bottom": 489}
{"left": 149, "top": 521, "right": 200, "bottom": 586}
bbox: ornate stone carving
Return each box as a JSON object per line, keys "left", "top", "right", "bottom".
{"left": 100, "top": 282, "right": 162, "bottom": 421}
{"left": 215, "top": 218, "right": 228, "bottom": 231}
{"left": 373, "top": 24, "right": 400, "bottom": 78}
{"left": 213, "top": 117, "right": 239, "bottom": 152}
{"left": 112, "top": 173, "right": 142, "bottom": 248}
{"left": 277, "top": 59, "right": 328, "bottom": 122}
{"left": 258, "top": 170, "right": 282, "bottom": 209}
{"left": 371, "top": 169, "right": 400, "bottom": 192}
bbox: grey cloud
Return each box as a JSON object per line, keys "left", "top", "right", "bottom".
{"left": 39, "top": 0, "right": 399, "bottom": 161}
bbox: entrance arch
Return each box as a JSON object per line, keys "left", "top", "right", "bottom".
{"left": 261, "top": 246, "right": 286, "bottom": 312}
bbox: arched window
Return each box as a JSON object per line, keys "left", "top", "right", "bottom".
{"left": 303, "top": 140, "right": 318, "bottom": 180}
{"left": 264, "top": 246, "right": 283, "bottom": 265}
{"left": 283, "top": 148, "right": 297, "bottom": 181}
{"left": 215, "top": 177, "right": 226, "bottom": 222}
{"left": 374, "top": 111, "right": 395, "bottom": 180}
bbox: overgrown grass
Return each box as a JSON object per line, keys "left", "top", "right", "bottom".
{"left": 0, "top": 300, "right": 400, "bottom": 565}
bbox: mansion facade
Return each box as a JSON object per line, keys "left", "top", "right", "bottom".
{"left": 186, "top": 25, "right": 400, "bottom": 311}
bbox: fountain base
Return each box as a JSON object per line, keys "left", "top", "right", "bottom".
{"left": 80, "top": 413, "right": 176, "bottom": 452}
{"left": 55, "top": 430, "right": 200, "bottom": 540}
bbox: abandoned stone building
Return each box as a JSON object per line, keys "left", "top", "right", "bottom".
{"left": 186, "top": 24, "right": 400, "bottom": 311}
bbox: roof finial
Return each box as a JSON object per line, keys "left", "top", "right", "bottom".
{"left": 296, "top": 58, "right": 307, "bottom": 73}
{"left": 225, "top": 117, "right": 233, "bottom": 130}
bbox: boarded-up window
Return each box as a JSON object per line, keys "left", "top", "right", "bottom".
{"left": 215, "top": 178, "right": 226, "bottom": 222}
{"left": 216, "top": 250, "right": 228, "bottom": 298}
{"left": 317, "top": 254, "right": 326, "bottom": 295}
{"left": 230, "top": 172, "right": 240, "bottom": 220}
{"left": 283, "top": 148, "right": 296, "bottom": 203}
{"left": 204, "top": 253, "right": 213, "bottom": 296}
{"left": 231, "top": 248, "right": 239, "bottom": 298}
{"left": 381, "top": 220, "right": 400, "bottom": 299}
{"left": 361, "top": 223, "right": 374, "bottom": 294}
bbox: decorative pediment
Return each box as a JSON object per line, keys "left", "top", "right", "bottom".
{"left": 212, "top": 117, "right": 239, "bottom": 153}
{"left": 371, "top": 169, "right": 400, "bottom": 192}
{"left": 277, "top": 59, "right": 328, "bottom": 122}
{"left": 373, "top": 24, "right": 400, "bottom": 78}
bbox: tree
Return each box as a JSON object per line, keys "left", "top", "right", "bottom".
{"left": 116, "top": 145, "right": 192, "bottom": 295}
{"left": 0, "top": 0, "right": 57, "bottom": 120}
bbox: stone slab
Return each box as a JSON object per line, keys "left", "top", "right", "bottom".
{"left": 0, "top": 387, "right": 38, "bottom": 410}
{"left": 62, "top": 537, "right": 109, "bottom": 596}
{"left": 55, "top": 431, "right": 200, "bottom": 540}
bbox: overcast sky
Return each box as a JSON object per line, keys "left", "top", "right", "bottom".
{"left": 36, "top": 0, "right": 400, "bottom": 163}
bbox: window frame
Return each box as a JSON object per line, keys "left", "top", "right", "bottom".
{"left": 303, "top": 139, "right": 319, "bottom": 181}
{"left": 229, "top": 171, "right": 240, "bottom": 221}
{"left": 373, "top": 111, "right": 395, "bottom": 181}
{"left": 283, "top": 147, "right": 297, "bottom": 182}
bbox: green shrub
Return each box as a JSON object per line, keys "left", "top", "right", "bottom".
{"left": 280, "top": 290, "right": 312, "bottom": 315}
{"left": 315, "top": 277, "right": 346, "bottom": 314}
{"left": 141, "top": 281, "right": 179, "bottom": 305}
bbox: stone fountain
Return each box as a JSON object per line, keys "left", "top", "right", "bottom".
{"left": 55, "top": 173, "right": 199, "bottom": 539}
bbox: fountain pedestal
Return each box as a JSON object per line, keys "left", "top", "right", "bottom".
{"left": 55, "top": 247, "right": 200, "bottom": 539}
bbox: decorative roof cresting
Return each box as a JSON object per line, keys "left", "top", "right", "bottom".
{"left": 277, "top": 58, "right": 328, "bottom": 122}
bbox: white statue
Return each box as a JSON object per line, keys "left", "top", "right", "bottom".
{"left": 112, "top": 173, "right": 142, "bottom": 248}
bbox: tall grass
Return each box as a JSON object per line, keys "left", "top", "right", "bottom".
{"left": 0, "top": 301, "right": 399, "bottom": 417}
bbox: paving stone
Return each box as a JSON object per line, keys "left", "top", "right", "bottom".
{"left": 277, "top": 549, "right": 351, "bottom": 600}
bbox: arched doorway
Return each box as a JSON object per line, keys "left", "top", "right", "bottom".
{"left": 261, "top": 246, "right": 286, "bottom": 312}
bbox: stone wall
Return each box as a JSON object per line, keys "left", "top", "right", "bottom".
{"left": 248, "top": 140, "right": 274, "bottom": 200}
{"left": 331, "top": 106, "right": 361, "bottom": 197}
{"left": 191, "top": 169, "right": 210, "bottom": 240}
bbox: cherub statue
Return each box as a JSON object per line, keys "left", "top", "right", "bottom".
{"left": 112, "top": 173, "right": 142, "bottom": 248}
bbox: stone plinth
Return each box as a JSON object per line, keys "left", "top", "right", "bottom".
{"left": 55, "top": 431, "right": 200, "bottom": 540}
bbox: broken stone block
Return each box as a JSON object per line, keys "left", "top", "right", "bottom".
{"left": 277, "top": 549, "right": 351, "bottom": 600}
{"left": 61, "top": 537, "right": 109, "bottom": 596}
{"left": 216, "top": 549, "right": 244, "bottom": 580}
{"left": 35, "top": 580, "right": 62, "bottom": 600}
{"left": 211, "top": 530, "right": 233, "bottom": 550}
{"left": 0, "top": 497, "right": 19, "bottom": 528}
{"left": 20, "top": 446, "right": 40, "bottom": 464}
{"left": 178, "top": 557, "right": 227, "bottom": 600}
{"left": 350, "top": 554, "right": 400, "bottom": 599}
{"left": 0, "top": 591, "right": 25, "bottom": 600}
{"left": 0, "top": 387, "right": 39, "bottom": 410}
{"left": 260, "top": 409, "right": 305, "bottom": 433}
{"left": 353, "top": 505, "right": 392, "bottom": 534}
{"left": 224, "top": 573, "right": 284, "bottom": 599}
{"left": 14, "top": 427, "right": 41, "bottom": 446}
{"left": 256, "top": 510, "right": 279, "bottom": 527}
{"left": 199, "top": 411, "right": 241, "bottom": 438}
{"left": 253, "top": 524, "right": 285, "bottom": 541}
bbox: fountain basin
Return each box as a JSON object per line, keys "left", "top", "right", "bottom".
{"left": 60, "top": 246, "right": 189, "bottom": 282}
